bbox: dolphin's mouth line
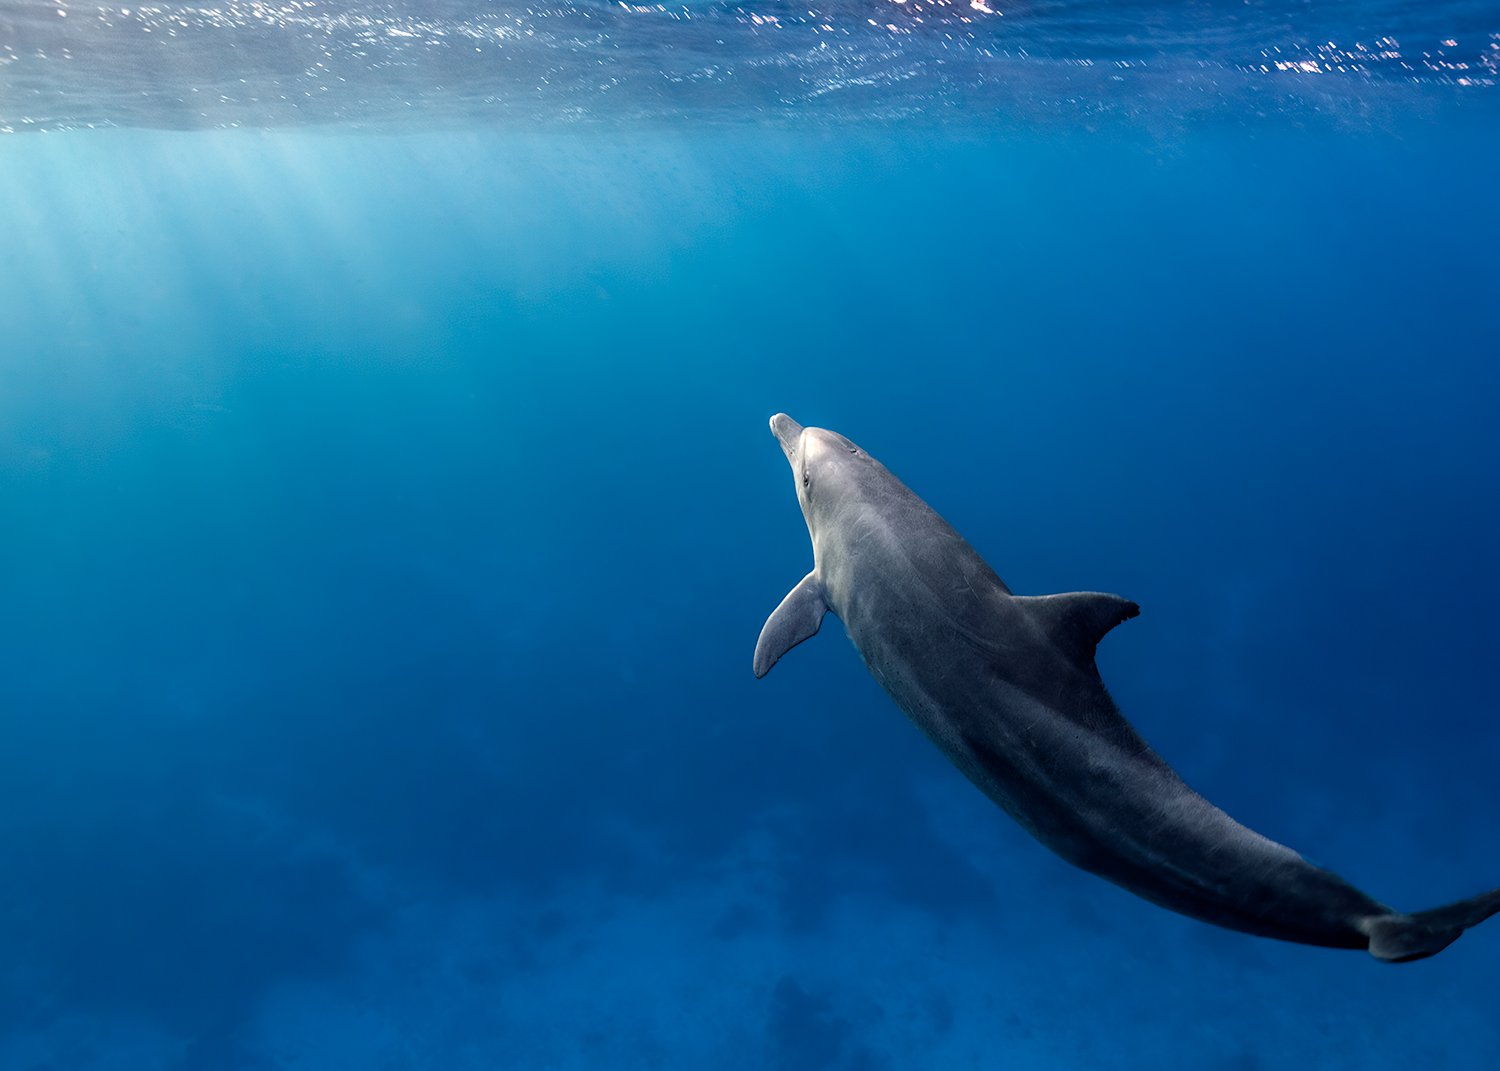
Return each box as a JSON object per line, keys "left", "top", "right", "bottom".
{"left": 770, "top": 412, "right": 803, "bottom": 465}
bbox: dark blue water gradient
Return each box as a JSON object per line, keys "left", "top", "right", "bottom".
{"left": 2, "top": 118, "right": 1498, "bottom": 1066}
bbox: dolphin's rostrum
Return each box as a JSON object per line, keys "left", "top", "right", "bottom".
{"left": 754, "top": 413, "right": 1499, "bottom": 962}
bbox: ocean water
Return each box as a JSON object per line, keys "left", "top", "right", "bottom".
{"left": 3, "top": 2, "right": 1500, "bottom": 1069}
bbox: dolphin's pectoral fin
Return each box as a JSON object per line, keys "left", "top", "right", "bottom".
{"left": 754, "top": 572, "right": 828, "bottom": 678}
{"left": 1015, "top": 591, "right": 1140, "bottom": 666}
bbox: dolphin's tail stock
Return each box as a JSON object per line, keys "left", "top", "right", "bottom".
{"left": 1361, "top": 887, "right": 1500, "bottom": 962}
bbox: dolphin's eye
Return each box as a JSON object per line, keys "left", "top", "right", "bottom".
{"left": 802, "top": 470, "right": 810, "bottom": 489}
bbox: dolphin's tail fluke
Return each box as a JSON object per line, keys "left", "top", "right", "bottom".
{"left": 1362, "top": 887, "right": 1500, "bottom": 962}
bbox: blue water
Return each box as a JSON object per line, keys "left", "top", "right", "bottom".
{"left": 4, "top": 3, "right": 1500, "bottom": 1068}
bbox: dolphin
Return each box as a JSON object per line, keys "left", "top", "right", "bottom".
{"left": 753, "top": 413, "right": 1499, "bottom": 962}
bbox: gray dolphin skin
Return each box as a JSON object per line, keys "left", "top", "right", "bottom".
{"left": 754, "top": 413, "right": 1500, "bottom": 962}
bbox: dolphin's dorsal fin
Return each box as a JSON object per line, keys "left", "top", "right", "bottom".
{"left": 1014, "top": 591, "right": 1139, "bottom": 666}
{"left": 754, "top": 572, "right": 828, "bottom": 678}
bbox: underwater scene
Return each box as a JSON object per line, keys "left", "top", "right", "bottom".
{"left": 3, "top": 0, "right": 1500, "bottom": 1068}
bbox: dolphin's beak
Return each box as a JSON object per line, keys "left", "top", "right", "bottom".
{"left": 770, "top": 413, "right": 804, "bottom": 466}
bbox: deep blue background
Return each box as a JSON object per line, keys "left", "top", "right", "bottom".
{"left": 2, "top": 120, "right": 1499, "bottom": 1068}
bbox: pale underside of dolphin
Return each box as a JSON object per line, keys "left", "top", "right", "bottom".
{"left": 753, "top": 413, "right": 1499, "bottom": 962}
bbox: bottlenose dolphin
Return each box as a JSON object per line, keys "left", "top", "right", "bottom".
{"left": 754, "top": 413, "right": 1499, "bottom": 962}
